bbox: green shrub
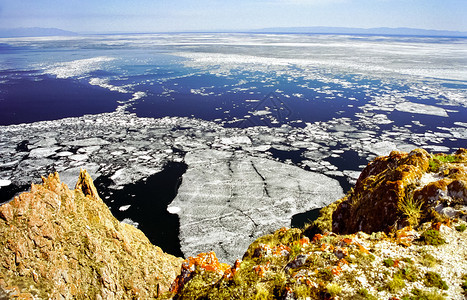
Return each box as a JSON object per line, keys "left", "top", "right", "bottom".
{"left": 419, "top": 252, "right": 438, "bottom": 267}
{"left": 357, "top": 288, "right": 378, "bottom": 300}
{"left": 420, "top": 229, "right": 445, "bottom": 246}
{"left": 383, "top": 258, "right": 395, "bottom": 267}
{"left": 396, "top": 266, "right": 418, "bottom": 282}
{"left": 326, "top": 283, "right": 342, "bottom": 297}
{"left": 461, "top": 274, "right": 467, "bottom": 294}
{"left": 402, "top": 288, "right": 446, "bottom": 300}
{"left": 424, "top": 272, "right": 448, "bottom": 290}
{"left": 386, "top": 274, "right": 406, "bottom": 292}
{"left": 398, "top": 194, "right": 423, "bottom": 227}
{"left": 455, "top": 224, "right": 466, "bottom": 232}
{"left": 428, "top": 154, "right": 459, "bottom": 172}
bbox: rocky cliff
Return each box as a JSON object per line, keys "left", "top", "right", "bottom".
{"left": 0, "top": 170, "right": 183, "bottom": 299}
{"left": 169, "top": 149, "right": 467, "bottom": 300}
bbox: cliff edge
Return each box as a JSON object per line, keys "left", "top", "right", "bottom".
{"left": 0, "top": 170, "right": 183, "bottom": 299}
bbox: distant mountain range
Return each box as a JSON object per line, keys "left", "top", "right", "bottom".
{"left": 252, "top": 26, "right": 467, "bottom": 37}
{"left": 1, "top": 26, "right": 465, "bottom": 38}
{"left": 0, "top": 27, "right": 77, "bottom": 38}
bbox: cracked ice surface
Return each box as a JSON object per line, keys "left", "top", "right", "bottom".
{"left": 0, "top": 111, "right": 466, "bottom": 259}
{"left": 168, "top": 149, "right": 343, "bottom": 263}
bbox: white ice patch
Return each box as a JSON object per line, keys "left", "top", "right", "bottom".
{"left": 89, "top": 77, "right": 129, "bottom": 94}
{"left": 220, "top": 136, "right": 252, "bottom": 145}
{"left": 395, "top": 102, "right": 448, "bottom": 117}
{"left": 121, "top": 218, "right": 139, "bottom": 228}
{"left": 167, "top": 206, "right": 181, "bottom": 214}
{"left": 119, "top": 205, "right": 131, "bottom": 211}
{"left": 251, "top": 110, "right": 272, "bottom": 116}
{"left": 419, "top": 172, "right": 443, "bottom": 188}
{"left": 44, "top": 56, "right": 115, "bottom": 79}
{"left": 0, "top": 179, "right": 12, "bottom": 187}
{"left": 130, "top": 91, "right": 146, "bottom": 101}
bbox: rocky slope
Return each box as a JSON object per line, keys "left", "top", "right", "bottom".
{"left": 169, "top": 149, "right": 467, "bottom": 299}
{"left": 0, "top": 170, "right": 183, "bottom": 299}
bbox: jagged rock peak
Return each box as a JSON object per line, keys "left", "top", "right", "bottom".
{"left": 75, "top": 168, "right": 99, "bottom": 199}
{"left": 0, "top": 171, "right": 183, "bottom": 299}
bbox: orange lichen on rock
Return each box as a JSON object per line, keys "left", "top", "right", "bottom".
{"left": 185, "top": 251, "right": 230, "bottom": 275}
{"left": 171, "top": 251, "right": 231, "bottom": 294}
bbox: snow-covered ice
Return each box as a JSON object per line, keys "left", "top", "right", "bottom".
{"left": 168, "top": 149, "right": 344, "bottom": 263}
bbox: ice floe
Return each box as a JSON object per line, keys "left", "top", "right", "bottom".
{"left": 168, "top": 149, "right": 344, "bottom": 263}
{"left": 395, "top": 102, "right": 449, "bottom": 117}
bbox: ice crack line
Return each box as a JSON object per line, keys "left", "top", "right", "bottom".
{"left": 233, "top": 207, "right": 259, "bottom": 228}
{"left": 250, "top": 161, "right": 270, "bottom": 198}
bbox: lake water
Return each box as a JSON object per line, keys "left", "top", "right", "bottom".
{"left": 0, "top": 33, "right": 466, "bottom": 258}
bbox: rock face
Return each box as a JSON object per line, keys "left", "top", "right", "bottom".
{"left": 332, "top": 148, "right": 467, "bottom": 234}
{"left": 0, "top": 170, "right": 182, "bottom": 299}
{"left": 168, "top": 149, "right": 344, "bottom": 263}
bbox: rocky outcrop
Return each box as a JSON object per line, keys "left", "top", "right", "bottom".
{"left": 331, "top": 148, "right": 467, "bottom": 234}
{"left": 170, "top": 224, "right": 467, "bottom": 299}
{"left": 0, "top": 170, "right": 183, "bottom": 299}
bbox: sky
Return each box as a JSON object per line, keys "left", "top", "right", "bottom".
{"left": 0, "top": 0, "right": 466, "bottom": 33}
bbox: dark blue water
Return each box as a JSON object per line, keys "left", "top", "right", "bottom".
{"left": 0, "top": 74, "right": 126, "bottom": 125}
{"left": 94, "top": 161, "right": 187, "bottom": 257}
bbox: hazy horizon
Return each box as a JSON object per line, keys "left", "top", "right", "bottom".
{"left": 0, "top": 0, "right": 465, "bottom": 34}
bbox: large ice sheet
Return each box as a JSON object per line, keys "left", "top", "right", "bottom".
{"left": 168, "top": 149, "right": 344, "bottom": 263}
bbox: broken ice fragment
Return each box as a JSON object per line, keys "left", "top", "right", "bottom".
{"left": 0, "top": 179, "right": 12, "bottom": 187}
{"left": 121, "top": 218, "right": 139, "bottom": 228}
{"left": 119, "top": 205, "right": 131, "bottom": 211}
{"left": 395, "top": 102, "right": 448, "bottom": 117}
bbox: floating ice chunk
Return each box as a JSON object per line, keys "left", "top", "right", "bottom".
{"left": 424, "top": 145, "right": 450, "bottom": 152}
{"left": 395, "top": 102, "right": 448, "bottom": 117}
{"left": 0, "top": 179, "right": 12, "bottom": 187}
{"left": 251, "top": 110, "right": 272, "bottom": 116}
{"left": 121, "top": 218, "right": 139, "bottom": 228}
{"left": 372, "top": 114, "right": 393, "bottom": 125}
{"left": 220, "top": 136, "right": 252, "bottom": 145}
{"left": 167, "top": 206, "right": 181, "bottom": 214}
{"left": 0, "top": 161, "right": 19, "bottom": 168}
{"left": 63, "top": 137, "right": 110, "bottom": 147}
{"left": 29, "top": 147, "right": 61, "bottom": 158}
{"left": 364, "top": 141, "right": 397, "bottom": 156}
{"left": 56, "top": 151, "right": 73, "bottom": 157}
{"left": 119, "top": 205, "right": 131, "bottom": 211}
{"left": 34, "top": 137, "right": 57, "bottom": 147}
{"left": 69, "top": 154, "right": 89, "bottom": 161}
{"left": 454, "top": 122, "right": 467, "bottom": 128}
{"left": 110, "top": 166, "right": 162, "bottom": 187}
{"left": 77, "top": 146, "right": 101, "bottom": 154}
{"left": 448, "top": 128, "right": 467, "bottom": 139}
